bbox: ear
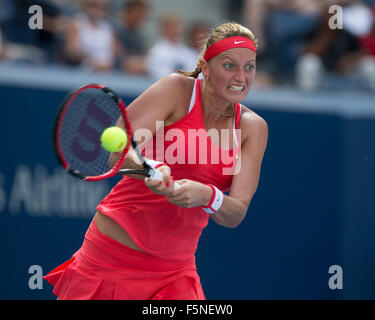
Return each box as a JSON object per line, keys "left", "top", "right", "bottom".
{"left": 201, "top": 59, "right": 210, "bottom": 80}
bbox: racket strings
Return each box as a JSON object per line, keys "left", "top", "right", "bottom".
{"left": 59, "top": 88, "right": 122, "bottom": 177}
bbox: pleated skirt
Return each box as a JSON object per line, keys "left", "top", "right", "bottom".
{"left": 43, "top": 220, "right": 205, "bottom": 300}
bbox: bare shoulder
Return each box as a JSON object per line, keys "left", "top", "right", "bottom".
{"left": 156, "top": 74, "right": 195, "bottom": 121}
{"left": 134, "top": 73, "right": 193, "bottom": 108}
{"left": 239, "top": 104, "right": 268, "bottom": 141}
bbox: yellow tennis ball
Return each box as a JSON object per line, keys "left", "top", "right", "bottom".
{"left": 100, "top": 127, "right": 128, "bottom": 152}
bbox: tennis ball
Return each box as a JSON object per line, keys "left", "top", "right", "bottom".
{"left": 100, "top": 127, "right": 128, "bottom": 152}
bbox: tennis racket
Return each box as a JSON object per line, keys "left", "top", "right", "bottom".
{"left": 53, "top": 83, "right": 164, "bottom": 182}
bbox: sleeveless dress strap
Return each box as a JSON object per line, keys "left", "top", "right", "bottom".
{"left": 232, "top": 104, "right": 241, "bottom": 149}
{"left": 187, "top": 79, "right": 197, "bottom": 114}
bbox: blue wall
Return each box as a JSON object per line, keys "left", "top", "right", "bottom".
{"left": 1, "top": 80, "right": 374, "bottom": 300}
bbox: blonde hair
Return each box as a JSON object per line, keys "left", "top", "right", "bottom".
{"left": 177, "top": 22, "right": 258, "bottom": 78}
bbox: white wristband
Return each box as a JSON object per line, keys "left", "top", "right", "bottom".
{"left": 201, "top": 184, "right": 224, "bottom": 214}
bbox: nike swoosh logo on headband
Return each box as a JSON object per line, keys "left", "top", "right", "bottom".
{"left": 234, "top": 40, "right": 245, "bottom": 44}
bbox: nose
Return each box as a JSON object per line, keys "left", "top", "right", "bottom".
{"left": 234, "top": 68, "right": 246, "bottom": 83}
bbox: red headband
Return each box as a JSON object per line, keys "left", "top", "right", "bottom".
{"left": 204, "top": 36, "right": 256, "bottom": 61}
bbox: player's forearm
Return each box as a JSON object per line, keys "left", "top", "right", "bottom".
{"left": 210, "top": 196, "right": 248, "bottom": 228}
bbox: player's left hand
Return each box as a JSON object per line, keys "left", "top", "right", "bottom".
{"left": 166, "top": 179, "right": 212, "bottom": 208}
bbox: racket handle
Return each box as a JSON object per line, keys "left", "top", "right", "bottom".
{"left": 148, "top": 168, "right": 164, "bottom": 181}
{"left": 148, "top": 169, "right": 180, "bottom": 188}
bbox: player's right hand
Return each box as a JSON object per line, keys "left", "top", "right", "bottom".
{"left": 144, "top": 165, "right": 175, "bottom": 196}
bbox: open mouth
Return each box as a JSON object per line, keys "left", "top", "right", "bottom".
{"left": 228, "top": 85, "right": 245, "bottom": 92}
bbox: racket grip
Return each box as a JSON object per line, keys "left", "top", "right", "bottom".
{"left": 148, "top": 168, "right": 164, "bottom": 181}
{"left": 148, "top": 169, "right": 180, "bottom": 188}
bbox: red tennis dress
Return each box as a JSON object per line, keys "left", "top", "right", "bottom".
{"left": 44, "top": 79, "right": 241, "bottom": 299}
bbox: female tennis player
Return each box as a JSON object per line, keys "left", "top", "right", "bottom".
{"left": 44, "top": 22, "right": 268, "bottom": 300}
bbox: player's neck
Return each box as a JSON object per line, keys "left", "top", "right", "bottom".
{"left": 201, "top": 82, "right": 234, "bottom": 119}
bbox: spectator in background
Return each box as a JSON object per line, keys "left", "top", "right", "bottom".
{"left": 186, "top": 21, "right": 210, "bottom": 52}
{"left": 115, "top": 0, "right": 149, "bottom": 74}
{"left": 243, "top": 0, "right": 325, "bottom": 54}
{"left": 0, "top": 0, "right": 65, "bottom": 63}
{"left": 355, "top": 22, "right": 375, "bottom": 89}
{"left": 63, "top": 0, "right": 120, "bottom": 71}
{"left": 0, "top": 27, "right": 6, "bottom": 60}
{"left": 296, "top": 0, "right": 375, "bottom": 90}
{"left": 337, "top": 2, "right": 375, "bottom": 81}
{"left": 242, "top": 0, "right": 331, "bottom": 86}
{"left": 145, "top": 13, "right": 196, "bottom": 79}
{"left": 184, "top": 21, "right": 210, "bottom": 68}
{"left": 359, "top": 10, "right": 375, "bottom": 56}
{"left": 31, "top": 0, "right": 72, "bottom": 63}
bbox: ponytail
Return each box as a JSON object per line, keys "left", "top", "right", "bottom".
{"left": 176, "top": 65, "right": 202, "bottom": 79}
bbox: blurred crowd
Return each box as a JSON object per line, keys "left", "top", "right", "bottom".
{"left": 0, "top": 0, "right": 210, "bottom": 79}
{"left": 0, "top": 0, "right": 375, "bottom": 90}
{"left": 232, "top": 0, "right": 375, "bottom": 90}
